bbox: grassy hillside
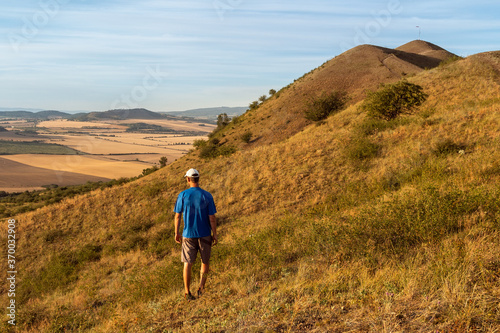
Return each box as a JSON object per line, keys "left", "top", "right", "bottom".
{"left": 2, "top": 44, "right": 500, "bottom": 332}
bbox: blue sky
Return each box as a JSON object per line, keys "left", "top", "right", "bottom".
{"left": 1, "top": 0, "right": 499, "bottom": 112}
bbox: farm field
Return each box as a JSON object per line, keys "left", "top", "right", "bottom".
{"left": 0, "top": 117, "right": 215, "bottom": 192}
{"left": 0, "top": 156, "right": 111, "bottom": 192}
{"left": 37, "top": 119, "right": 125, "bottom": 129}
{"left": 113, "top": 119, "right": 212, "bottom": 132}
{"left": 1, "top": 154, "right": 148, "bottom": 179}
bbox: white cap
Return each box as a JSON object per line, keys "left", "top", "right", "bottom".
{"left": 184, "top": 168, "right": 200, "bottom": 178}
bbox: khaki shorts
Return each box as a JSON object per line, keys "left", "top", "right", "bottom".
{"left": 181, "top": 236, "right": 212, "bottom": 264}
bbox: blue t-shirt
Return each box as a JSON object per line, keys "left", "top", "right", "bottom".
{"left": 174, "top": 187, "right": 217, "bottom": 238}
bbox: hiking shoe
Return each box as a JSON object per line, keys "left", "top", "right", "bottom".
{"left": 197, "top": 288, "right": 203, "bottom": 298}
{"left": 185, "top": 292, "right": 196, "bottom": 301}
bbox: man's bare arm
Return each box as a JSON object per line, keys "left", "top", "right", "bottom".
{"left": 174, "top": 213, "right": 182, "bottom": 244}
{"left": 209, "top": 215, "right": 217, "bottom": 245}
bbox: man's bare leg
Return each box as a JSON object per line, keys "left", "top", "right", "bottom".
{"left": 199, "top": 263, "right": 210, "bottom": 294}
{"left": 183, "top": 262, "right": 193, "bottom": 295}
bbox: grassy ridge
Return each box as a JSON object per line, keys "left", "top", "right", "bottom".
{"left": 0, "top": 140, "right": 81, "bottom": 155}
{"left": 1, "top": 51, "right": 500, "bottom": 332}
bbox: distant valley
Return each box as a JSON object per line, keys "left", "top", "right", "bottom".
{"left": 0, "top": 108, "right": 227, "bottom": 192}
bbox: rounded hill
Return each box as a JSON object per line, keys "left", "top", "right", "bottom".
{"left": 212, "top": 40, "right": 457, "bottom": 148}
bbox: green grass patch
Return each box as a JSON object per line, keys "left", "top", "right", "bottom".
{"left": 345, "top": 136, "right": 381, "bottom": 165}
{"left": 357, "top": 116, "right": 413, "bottom": 136}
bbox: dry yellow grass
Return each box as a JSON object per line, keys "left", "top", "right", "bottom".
{"left": 2, "top": 46, "right": 500, "bottom": 333}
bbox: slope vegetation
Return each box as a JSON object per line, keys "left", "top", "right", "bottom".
{"left": 2, "top": 43, "right": 500, "bottom": 332}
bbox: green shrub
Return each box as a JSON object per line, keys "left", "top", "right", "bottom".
{"left": 304, "top": 91, "right": 348, "bottom": 121}
{"left": 241, "top": 131, "right": 252, "bottom": 143}
{"left": 249, "top": 101, "right": 259, "bottom": 110}
{"left": 199, "top": 144, "right": 219, "bottom": 159}
{"left": 142, "top": 165, "right": 159, "bottom": 176}
{"left": 199, "top": 139, "right": 236, "bottom": 159}
{"left": 361, "top": 80, "right": 428, "bottom": 120}
{"left": 231, "top": 115, "right": 243, "bottom": 125}
{"left": 218, "top": 145, "right": 237, "bottom": 157}
{"left": 192, "top": 139, "right": 207, "bottom": 149}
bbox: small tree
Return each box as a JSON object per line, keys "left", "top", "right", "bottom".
{"left": 269, "top": 89, "right": 276, "bottom": 96}
{"left": 258, "top": 95, "right": 268, "bottom": 103}
{"left": 159, "top": 156, "right": 168, "bottom": 168}
{"left": 361, "top": 80, "right": 428, "bottom": 120}
{"left": 217, "top": 113, "right": 230, "bottom": 129}
{"left": 304, "top": 91, "right": 348, "bottom": 121}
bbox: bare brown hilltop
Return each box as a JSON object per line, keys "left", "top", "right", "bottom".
{"left": 396, "top": 40, "right": 455, "bottom": 61}
{"left": 215, "top": 40, "right": 457, "bottom": 147}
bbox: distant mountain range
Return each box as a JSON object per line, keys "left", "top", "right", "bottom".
{"left": 0, "top": 110, "right": 70, "bottom": 119}
{"left": 0, "top": 107, "right": 247, "bottom": 122}
{"left": 74, "top": 109, "right": 165, "bottom": 121}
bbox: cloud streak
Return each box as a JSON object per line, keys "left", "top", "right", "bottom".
{"left": 1, "top": 0, "right": 499, "bottom": 111}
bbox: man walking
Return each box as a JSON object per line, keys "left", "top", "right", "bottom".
{"left": 174, "top": 168, "right": 218, "bottom": 300}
